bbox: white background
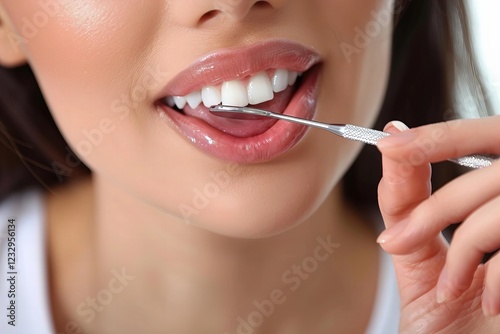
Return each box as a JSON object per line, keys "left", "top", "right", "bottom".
{"left": 470, "top": 0, "right": 500, "bottom": 113}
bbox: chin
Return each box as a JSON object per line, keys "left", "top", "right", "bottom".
{"left": 191, "top": 209, "right": 311, "bottom": 240}
{"left": 175, "top": 180, "right": 327, "bottom": 239}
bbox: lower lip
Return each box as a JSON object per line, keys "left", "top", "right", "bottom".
{"left": 157, "top": 67, "right": 321, "bottom": 164}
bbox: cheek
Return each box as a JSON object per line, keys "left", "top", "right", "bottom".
{"left": 315, "top": 0, "right": 393, "bottom": 125}
{"left": 4, "top": 1, "right": 180, "bottom": 181}
{"left": 0, "top": 3, "right": 260, "bottom": 234}
{"left": 1, "top": 0, "right": 394, "bottom": 238}
{"left": 3, "top": 1, "right": 166, "bottom": 151}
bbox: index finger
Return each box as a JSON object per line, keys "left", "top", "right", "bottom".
{"left": 377, "top": 115, "right": 500, "bottom": 165}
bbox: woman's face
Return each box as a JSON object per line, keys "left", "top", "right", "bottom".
{"left": 0, "top": 0, "right": 394, "bottom": 237}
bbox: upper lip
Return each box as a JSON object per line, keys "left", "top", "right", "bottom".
{"left": 156, "top": 39, "right": 322, "bottom": 99}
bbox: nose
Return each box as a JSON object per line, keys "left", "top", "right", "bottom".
{"left": 168, "top": 0, "right": 286, "bottom": 27}
{"left": 212, "top": 0, "right": 283, "bottom": 21}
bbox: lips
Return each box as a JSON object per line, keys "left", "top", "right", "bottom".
{"left": 175, "top": 84, "right": 297, "bottom": 137}
{"left": 155, "top": 40, "right": 322, "bottom": 163}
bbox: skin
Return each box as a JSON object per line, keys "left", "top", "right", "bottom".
{"left": 0, "top": 1, "right": 391, "bottom": 237}
{"left": 0, "top": 0, "right": 497, "bottom": 333}
{"left": 0, "top": 1, "right": 393, "bottom": 333}
{"left": 377, "top": 120, "right": 500, "bottom": 333}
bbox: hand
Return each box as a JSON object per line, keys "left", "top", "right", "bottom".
{"left": 376, "top": 116, "right": 500, "bottom": 333}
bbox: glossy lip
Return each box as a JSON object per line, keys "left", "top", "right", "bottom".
{"left": 155, "top": 40, "right": 322, "bottom": 164}
{"left": 156, "top": 39, "right": 321, "bottom": 98}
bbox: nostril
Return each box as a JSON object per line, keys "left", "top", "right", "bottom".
{"left": 254, "top": 1, "right": 272, "bottom": 9}
{"left": 198, "top": 1, "right": 274, "bottom": 25}
{"left": 199, "top": 10, "right": 221, "bottom": 25}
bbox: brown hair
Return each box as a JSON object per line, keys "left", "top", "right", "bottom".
{"left": 0, "top": 0, "right": 493, "bottom": 203}
{"left": 344, "top": 0, "right": 493, "bottom": 205}
{"left": 0, "top": 65, "right": 88, "bottom": 200}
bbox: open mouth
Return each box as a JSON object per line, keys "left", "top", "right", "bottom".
{"left": 159, "top": 68, "right": 307, "bottom": 137}
{"left": 155, "top": 40, "right": 322, "bottom": 163}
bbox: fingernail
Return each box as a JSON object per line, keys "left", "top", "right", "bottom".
{"left": 482, "top": 291, "right": 500, "bottom": 317}
{"left": 378, "top": 121, "right": 415, "bottom": 148}
{"left": 377, "top": 218, "right": 410, "bottom": 244}
{"left": 385, "top": 120, "right": 409, "bottom": 132}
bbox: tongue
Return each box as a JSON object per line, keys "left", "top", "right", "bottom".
{"left": 182, "top": 85, "right": 295, "bottom": 137}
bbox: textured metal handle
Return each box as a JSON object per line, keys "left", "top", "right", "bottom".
{"left": 342, "top": 124, "right": 390, "bottom": 145}
{"left": 448, "top": 155, "right": 495, "bottom": 169}
{"left": 342, "top": 124, "right": 496, "bottom": 169}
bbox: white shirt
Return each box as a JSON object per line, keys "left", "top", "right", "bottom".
{"left": 0, "top": 189, "right": 399, "bottom": 334}
{"left": 0, "top": 189, "right": 55, "bottom": 334}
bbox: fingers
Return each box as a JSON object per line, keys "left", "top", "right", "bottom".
{"left": 434, "top": 195, "right": 500, "bottom": 316}
{"left": 377, "top": 116, "right": 500, "bottom": 318}
{"left": 377, "top": 121, "right": 432, "bottom": 229}
{"left": 483, "top": 255, "right": 500, "bottom": 317}
{"left": 377, "top": 121, "right": 449, "bottom": 307}
{"left": 378, "top": 161, "right": 500, "bottom": 253}
{"left": 377, "top": 115, "right": 500, "bottom": 165}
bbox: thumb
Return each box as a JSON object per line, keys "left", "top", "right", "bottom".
{"left": 377, "top": 121, "right": 448, "bottom": 307}
{"left": 377, "top": 120, "right": 431, "bottom": 230}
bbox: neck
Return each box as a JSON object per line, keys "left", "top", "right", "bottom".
{"left": 48, "top": 176, "right": 379, "bottom": 334}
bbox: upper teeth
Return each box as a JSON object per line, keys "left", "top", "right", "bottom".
{"left": 166, "top": 69, "right": 302, "bottom": 110}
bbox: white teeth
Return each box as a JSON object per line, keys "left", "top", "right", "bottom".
{"left": 202, "top": 86, "right": 222, "bottom": 108}
{"left": 169, "top": 69, "right": 303, "bottom": 110}
{"left": 247, "top": 72, "right": 274, "bottom": 105}
{"left": 222, "top": 80, "right": 249, "bottom": 107}
{"left": 173, "top": 96, "right": 187, "bottom": 109}
{"left": 185, "top": 91, "right": 202, "bottom": 109}
{"left": 288, "top": 71, "right": 298, "bottom": 86}
{"left": 272, "top": 69, "right": 289, "bottom": 93}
